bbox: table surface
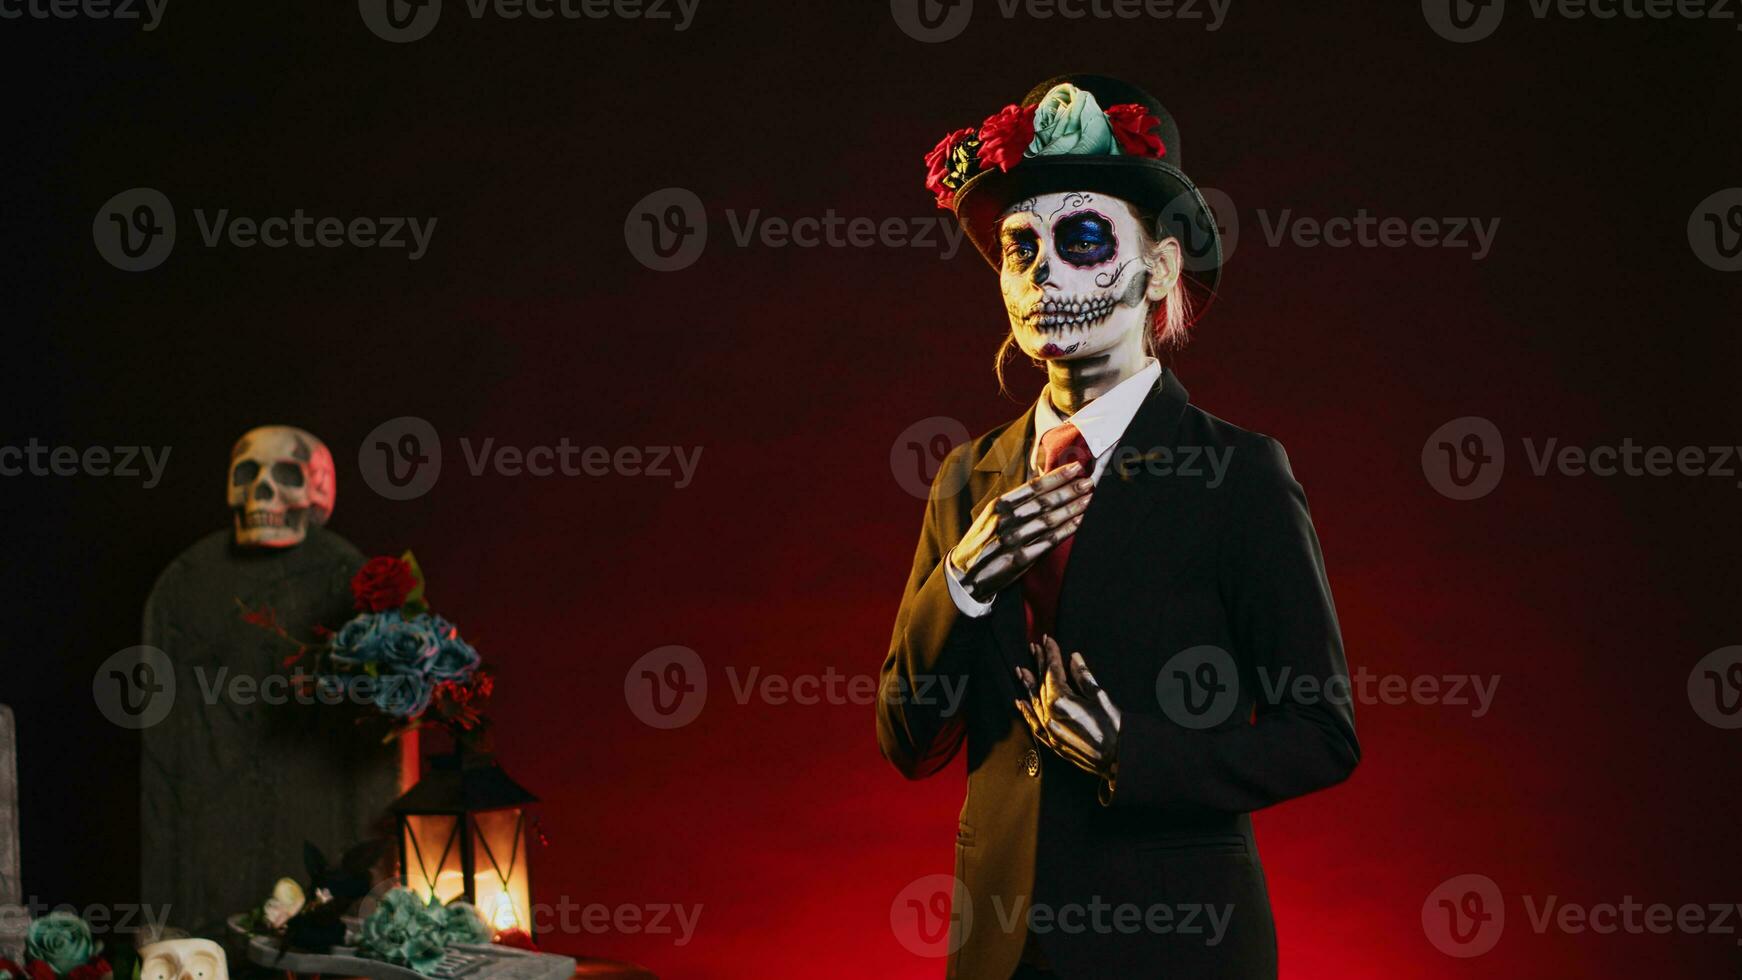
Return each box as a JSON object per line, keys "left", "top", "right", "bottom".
{"left": 571, "top": 960, "right": 656, "bottom": 979}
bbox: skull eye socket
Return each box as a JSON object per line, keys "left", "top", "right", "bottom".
{"left": 141, "top": 957, "right": 173, "bottom": 980}
{"left": 232, "top": 460, "right": 260, "bottom": 486}
{"left": 271, "top": 462, "right": 305, "bottom": 487}
{"left": 188, "top": 953, "right": 219, "bottom": 979}
{"left": 1053, "top": 211, "right": 1117, "bottom": 267}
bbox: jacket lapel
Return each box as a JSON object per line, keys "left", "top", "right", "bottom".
{"left": 1053, "top": 370, "right": 1194, "bottom": 643}
{"left": 971, "top": 403, "right": 1041, "bottom": 694}
{"left": 969, "top": 370, "right": 1197, "bottom": 694}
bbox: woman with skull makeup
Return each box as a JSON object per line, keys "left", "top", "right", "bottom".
{"left": 878, "top": 76, "right": 1360, "bottom": 979}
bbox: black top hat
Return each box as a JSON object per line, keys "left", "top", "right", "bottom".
{"left": 932, "top": 73, "right": 1223, "bottom": 313}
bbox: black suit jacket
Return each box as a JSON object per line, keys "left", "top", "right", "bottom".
{"left": 877, "top": 370, "right": 1360, "bottom": 979}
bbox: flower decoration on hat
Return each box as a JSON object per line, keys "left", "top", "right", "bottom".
{"left": 922, "top": 83, "right": 1167, "bottom": 210}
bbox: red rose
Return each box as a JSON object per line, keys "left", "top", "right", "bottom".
{"left": 26, "top": 962, "right": 55, "bottom": 980}
{"left": 352, "top": 556, "right": 417, "bottom": 612}
{"left": 923, "top": 126, "right": 980, "bottom": 210}
{"left": 977, "top": 103, "right": 1037, "bottom": 173}
{"left": 1104, "top": 103, "right": 1167, "bottom": 159}
{"left": 494, "top": 929, "right": 539, "bottom": 951}
{"left": 0, "top": 958, "right": 25, "bottom": 980}
{"left": 67, "top": 960, "right": 112, "bottom": 980}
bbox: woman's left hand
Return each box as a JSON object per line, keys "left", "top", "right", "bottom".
{"left": 1015, "top": 635, "right": 1122, "bottom": 779}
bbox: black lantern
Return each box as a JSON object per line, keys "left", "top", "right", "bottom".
{"left": 391, "top": 750, "right": 538, "bottom": 937}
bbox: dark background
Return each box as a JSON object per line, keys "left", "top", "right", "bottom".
{"left": 3, "top": 1, "right": 1741, "bottom": 976}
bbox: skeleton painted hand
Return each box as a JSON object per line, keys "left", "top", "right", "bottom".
{"left": 948, "top": 462, "right": 1093, "bottom": 603}
{"left": 1015, "top": 635, "right": 1122, "bottom": 778}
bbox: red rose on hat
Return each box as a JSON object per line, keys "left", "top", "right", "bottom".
{"left": 924, "top": 127, "right": 981, "bottom": 210}
{"left": 977, "top": 104, "right": 1037, "bottom": 173}
{"left": 1105, "top": 103, "right": 1167, "bottom": 159}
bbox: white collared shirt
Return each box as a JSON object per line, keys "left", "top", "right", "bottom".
{"left": 944, "top": 358, "right": 1162, "bottom": 618}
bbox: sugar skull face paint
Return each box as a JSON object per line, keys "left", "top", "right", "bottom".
{"left": 998, "top": 192, "right": 1156, "bottom": 361}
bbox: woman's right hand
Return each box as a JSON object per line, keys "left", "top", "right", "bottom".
{"left": 947, "top": 461, "right": 1094, "bottom": 603}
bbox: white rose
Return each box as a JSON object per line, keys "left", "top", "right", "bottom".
{"left": 262, "top": 877, "right": 307, "bottom": 930}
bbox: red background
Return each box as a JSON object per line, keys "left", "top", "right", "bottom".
{"left": 3, "top": 3, "right": 1741, "bottom": 977}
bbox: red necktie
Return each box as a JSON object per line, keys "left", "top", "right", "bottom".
{"left": 1022, "top": 423, "right": 1092, "bottom": 642}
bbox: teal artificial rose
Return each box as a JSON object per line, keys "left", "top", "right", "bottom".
{"left": 1027, "top": 83, "right": 1117, "bottom": 158}
{"left": 358, "top": 889, "right": 486, "bottom": 976}
{"left": 25, "top": 913, "right": 99, "bottom": 975}
{"left": 439, "top": 902, "right": 490, "bottom": 946}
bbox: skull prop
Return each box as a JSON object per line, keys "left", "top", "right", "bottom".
{"left": 997, "top": 191, "right": 1172, "bottom": 363}
{"left": 227, "top": 425, "right": 336, "bottom": 548}
{"left": 139, "top": 939, "right": 227, "bottom": 980}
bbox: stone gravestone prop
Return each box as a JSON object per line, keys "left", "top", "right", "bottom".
{"left": 140, "top": 428, "right": 401, "bottom": 946}
{"left": 0, "top": 704, "right": 24, "bottom": 961}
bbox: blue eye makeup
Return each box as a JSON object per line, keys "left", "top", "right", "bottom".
{"left": 1053, "top": 211, "right": 1117, "bottom": 267}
